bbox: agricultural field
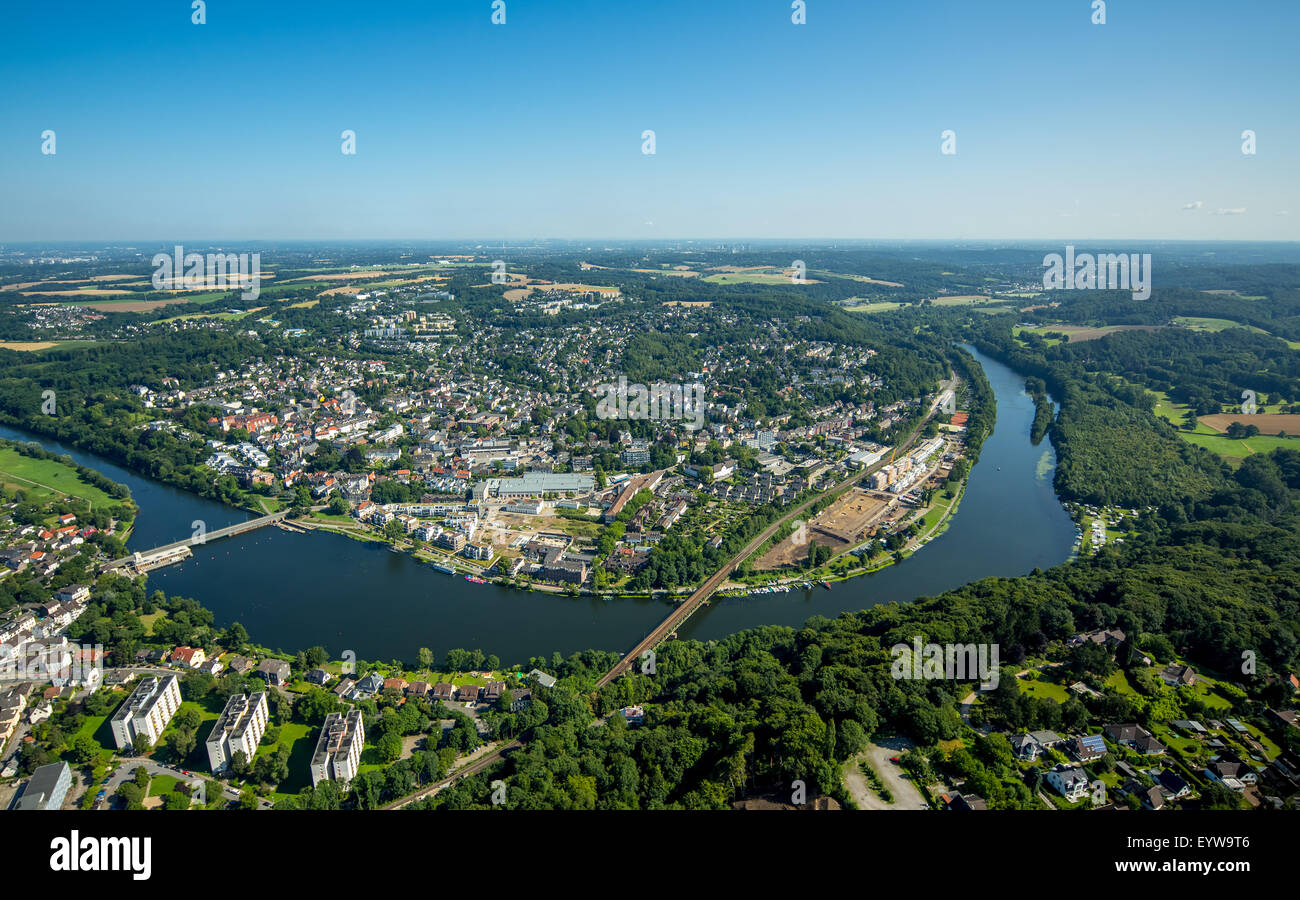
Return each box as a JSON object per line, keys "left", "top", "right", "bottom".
{"left": 1198, "top": 413, "right": 1300, "bottom": 435}
{"left": 0, "top": 340, "right": 98, "bottom": 352}
{"left": 702, "top": 267, "right": 821, "bottom": 285}
{"left": 1013, "top": 324, "right": 1164, "bottom": 344}
{"left": 842, "top": 299, "right": 906, "bottom": 314}
{"left": 1149, "top": 390, "right": 1300, "bottom": 462}
{"left": 821, "top": 272, "right": 905, "bottom": 287}
{"left": 925, "top": 294, "right": 1000, "bottom": 307}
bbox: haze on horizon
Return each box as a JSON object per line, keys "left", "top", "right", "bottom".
{"left": 2, "top": 0, "right": 1297, "bottom": 244}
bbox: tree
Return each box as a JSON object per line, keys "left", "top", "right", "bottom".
{"left": 167, "top": 727, "right": 197, "bottom": 761}
{"left": 227, "top": 621, "right": 249, "bottom": 651}
{"left": 418, "top": 647, "right": 434, "bottom": 671}
{"left": 116, "top": 781, "right": 144, "bottom": 810}
{"left": 377, "top": 731, "right": 403, "bottom": 763}
{"left": 71, "top": 733, "right": 100, "bottom": 765}
{"left": 162, "top": 789, "right": 191, "bottom": 811}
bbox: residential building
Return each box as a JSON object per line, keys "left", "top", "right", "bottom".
{"left": 509, "top": 688, "right": 532, "bottom": 712}
{"left": 171, "top": 646, "right": 206, "bottom": 669}
{"left": 1011, "top": 730, "right": 1063, "bottom": 761}
{"left": 16, "top": 761, "right": 71, "bottom": 810}
{"left": 1160, "top": 664, "right": 1198, "bottom": 687}
{"left": 528, "top": 669, "right": 557, "bottom": 689}
{"left": 109, "top": 674, "right": 181, "bottom": 750}
{"left": 310, "top": 709, "right": 365, "bottom": 787}
{"left": 204, "top": 692, "right": 269, "bottom": 774}
{"left": 1072, "top": 734, "right": 1107, "bottom": 762}
{"left": 257, "top": 658, "right": 291, "bottom": 686}
{"left": 1104, "top": 723, "right": 1166, "bottom": 755}
{"left": 1045, "top": 764, "right": 1091, "bottom": 802}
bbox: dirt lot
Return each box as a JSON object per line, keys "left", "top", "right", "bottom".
{"left": 816, "top": 489, "right": 891, "bottom": 543}
{"left": 758, "top": 489, "right": 889, "bottom": 568}
{"left": 1200, "top": 413, "right": 1300, "bottom": 435}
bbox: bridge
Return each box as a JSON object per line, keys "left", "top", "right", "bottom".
{"left": 101, "top": 510, "right": 290, "bottom": 572}
{"left": 375, "top": 376, "right": 958, "bottom": 807}
{"left": 596, "top": 465, "right": 868, "bottom": 687}
{"left": 380, "top": 401, "right": 952, "bottom": 808}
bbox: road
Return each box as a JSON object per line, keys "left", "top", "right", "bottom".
{"left": 95, "top": 757, "right": 272, "bottom": 809}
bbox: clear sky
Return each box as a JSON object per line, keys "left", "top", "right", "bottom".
{"left": 2, "top": 0, "right": 1296, "bottom": 242}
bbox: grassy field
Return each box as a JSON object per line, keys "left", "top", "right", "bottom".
{"left": 1172, "top": 316, "right": 1300, "bottom": 349}
{"left": 1104, "top": 669, "right": 1140, "bottom": 697}
{"left": 913, "top": 489, "right": 958, "bottom": 534}
{"left": 147, "top": 774, "right": 181, "bottom": 797}
{"left": 1180, "top": 431, "right": 1300, "bottom": 461}
{"left": 261, "top": 721, "right": 317, "bottom": 799}
{"left": 1149, "top": 390, "right": 1300, "bottom": 463}
{"left": 0, "top": 444, "right": 122, "bottom": 507}
{"left": 842, "top": 300, "right": 906, "bottom": 314}
{"left": 1018, "top": 676, "right": 1071, "bottom": 703}
{"left": 702, "top": 270, "right": 819, "bottom": 285}
{"left": 925, "top": 294, "right": 1001, "bottom": 307}
{"left": 1172, "top": 316, "right": 1269, "bottom": 335}
{"left": 138, "top": 611, "right": 165, "bottom": 636}
{"left": 821, "top": 272, "right": 905, "bottom": 287}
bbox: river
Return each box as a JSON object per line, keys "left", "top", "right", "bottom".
{"left": 0, "top": 346, "right": 1076, "bottom": 664}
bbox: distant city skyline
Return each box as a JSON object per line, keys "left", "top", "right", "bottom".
{"left": 2, "top": 0, "right": 1297, "bottom": 242}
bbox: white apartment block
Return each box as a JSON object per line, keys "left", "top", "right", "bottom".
{"left": 110, "top": 674, "right": 181, "bottom": 750}
{"left": 310, "top": 709, "right": 365, "bottom": 787}
{"left": 204, "top": 691, "right": 269, "bottom": 774}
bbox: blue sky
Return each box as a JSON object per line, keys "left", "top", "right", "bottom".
{"left": 2, "top": 0, "right": 1296, "bottom": 241}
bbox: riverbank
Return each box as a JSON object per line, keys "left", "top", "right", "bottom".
{"left": 0, "top": 343, "right": 1076, "bottom": 663}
